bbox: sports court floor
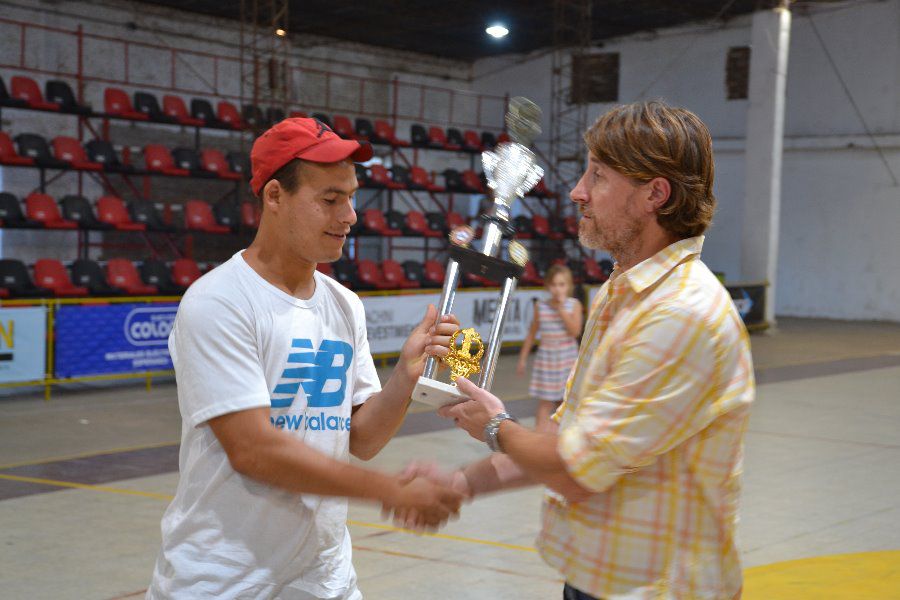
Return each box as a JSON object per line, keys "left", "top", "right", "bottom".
{"left": 1, "top": 317, "right": 899, "bottom": 599}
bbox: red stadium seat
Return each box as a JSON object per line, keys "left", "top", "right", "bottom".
{"left": 162, "top": 95, "right": 204, "bottom": 126}
{"left": 381, "top": 259, "right": 419, "bottom": 289}
{"left": 33, "top": 259, "right": 88, "bottom": 297}
{"left": 361, "top": 209, "right": 401, "bottom": 236}
{"left": 531, "top": 214, "right": 551, "bottom": 238}
{"left": 409, "top": 166, "right": 444, "bottom": 192}
{"left": 368, "top": 165, "right": 404, "bottom": 189}
{"left": 10, "top": 76, "right": 60, "bottom": 111}
{"left": 423, "top": 260, "right": 446, "bottom": 287}
{"left": 216, "top": 101, "right": 245, "bottom": 129}
{"left": 104, "top": 87, "right": 148, "bottom": 120}
{"left": 172, "top": 258, "right": 202, "bottom": 288}
{"left": 51, "top": 136, "right": 103, "bottom": 171}
{"left": 497, "top": 132, "right": 511, "bottom": 145}
{"left": 96, "top": 196, "right": 146, "bottom": 231}
{"left": 332, "top": 115, "right": 356, "bottom": 139}
{"left": 240, "top": 202, "right": 261, "bottom": 229}
{"left": 106, "top": 258, "right": 157, "bottom": 295}
{"left": 185, "top": 200, "right": 231, "bottom": 233}
{"left": 461, "top": 170, "right": 485, "bottom": 193}
{"left": 289, "top": 110, "right": 308, "bottom": 119}
{"left": 373, "top": 120, "right": 409, "bottom": 146}
{"left": 427, "top": 126, "right": 449, "bottom": 149}
{"left": 583, "top": 257, "right": 608, "bottom": 283}
{"left": 316, "top": 262, "right": 334, "bottom": 278}
{"left": 405, "top": 211, "right": 442, "bottom": 238}
{"left": 357, "top": 259, "right": 392, "bottom": 290}
{"left": 0, "top": 132, "right": 35, "bottom": 166}
{"left": 445, "top": 211, "right": 466, "bottom": 230}
{"left": 144, "top": 144, "right": 189, "bottom": 176}
{"left": 463, "top": 130, "right": 482, "bottom": 152}
{"left": 520, "top": 262, "right": 543, "bottom": 286}
{"left": 200, "top": 149, "right": 242, "bottom": 180}
{"left": 25, "top": 193, "right": 78, "bottom": 229}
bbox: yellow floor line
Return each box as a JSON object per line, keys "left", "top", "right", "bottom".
{"left": 347, "top": 519, "right": 537, "bottom": 553}
{"left": 0, "top": 472, "right": 538, "bottom": 553}
{"left": 0, "top": 440, "right": 180, "bottom": 471}
{"left": 0, "top": 473, "right": 175, "bottom": 501}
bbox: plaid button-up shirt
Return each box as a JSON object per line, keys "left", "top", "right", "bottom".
{"left": 537, "top": 236, "right": 754, "bottom": 599}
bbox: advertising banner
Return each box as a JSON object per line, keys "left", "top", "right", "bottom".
{"left": 362, "top": 288, "right": 550, "bottom": 356}
{"left": 55, "top": 303, "right": 178, "bottom": 378}
{"left": 0, "top": 307, "right": 46, "bottom": 383}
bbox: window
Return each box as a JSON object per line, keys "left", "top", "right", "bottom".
{"left": 571, "top": 52, "right": 620, "bottom": 104}
{"left": 725, "top": 46, "right": 751, "bottom": 100}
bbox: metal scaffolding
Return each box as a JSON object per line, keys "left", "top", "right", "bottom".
{"left": 548, "top": 0, "right": 593, "bottom": 197}
{"left": 239, "top": 0, "right": 291, "bottom": 132}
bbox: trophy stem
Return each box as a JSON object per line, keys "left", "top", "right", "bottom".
{"left": 478, "top": 276, "right": 518, "bottom": 391}
{"left": 480, "top": 222, "right": 505, "bottom": 258}
{"left": 423, "top": 258, "right": 462, "bottom": 380}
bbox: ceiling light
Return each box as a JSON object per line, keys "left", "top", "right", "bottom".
{"left": 486, "top": 24, "right": 509, "bottom": 39}
{"left": 275, "top": 28, "right": 287, "bottom": 37}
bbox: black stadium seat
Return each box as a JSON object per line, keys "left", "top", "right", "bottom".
{"left": 85, "top": 140, "right": 135, "bottom": 173}
{"left": 0, "top": 259, "right": 51, "bottom": 297}
{"left": 140, "top": 259, "right": 185, "bottom": 295}
{"left": 410, "top": 124, "right": 429, "bottom": 147}
{"left": 242, "top": 105, "right": 265, "bottom": 128}
{"left": 190, "top": 98, "right": 227, "bottom": 127}
{"left": 481, "top": 131, "right": 498, "bottom": 149}
{"left": 0, "top": 76, "right": 28, "bottom": 108}
{"left": 311, "top": 112, "right": 331, "bottom": 128}
{"left": 14, "top": 133, "right": 69, "bottom": 169}
{"left": 226, "top": 151, "right": 250, "bottom": 176}
{"left": 128, "top": 200, "right": 173, "bottom": 232}
{"left": 355, "top": 118, "right": 374, "bottom": 140}
{"left": 332, "top": 260, "right": 358, "bottom": 288}
{"left": 60, "top": 195, "right": 112, "bottom": 229}
{"left": 172, "top": 147, "right": 217, "bottom": 178}
{"left": 447, "top": 128, "right": 465, "bottom": 150}
{"left": 402, "top": 260, "right": 426, "bottom": 287}
{"left": 0, "top": 193, "right": 40, "bottom": 227}
{"left": 70, "top": 259, "right": 122, "bottom": 296}
{"left": 45, "top": 80, "right": 91, "bottom": 115}
{"left": 134, "top": 92, "right": 177, "bottom": 123}
{"left": 443, "top": 168, "right": 465, "bottom": 192}
{"left": 213, "top": 200, "right": 240, "bottom": 231}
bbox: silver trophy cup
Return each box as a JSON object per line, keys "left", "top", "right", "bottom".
{"left": 412, "top": 97, "right": 544, "bottom": 407}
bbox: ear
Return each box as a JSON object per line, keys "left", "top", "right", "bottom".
{"left": 645, "top": 177, "right": 671, "bottom": 213}
{"left": 261, "top": 179, "right": 282, "bottom": 213}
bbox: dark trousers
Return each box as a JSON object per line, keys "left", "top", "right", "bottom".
{"left": 563, "top": 583, "right": 603, "bottom": 600}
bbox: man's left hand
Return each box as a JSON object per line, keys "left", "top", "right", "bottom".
{"left": 398, "top": 304, "right": 460, "bottom": 381}
{"left": 438, "top": 377, "right": 506, "bottom": 442}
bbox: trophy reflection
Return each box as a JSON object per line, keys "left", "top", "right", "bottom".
{"left": 413, "top": 97, "right": 544, "bottom": 407}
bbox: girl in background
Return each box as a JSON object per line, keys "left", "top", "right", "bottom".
{"left": 517, "top": 264, "right": 583, "bottom": 431}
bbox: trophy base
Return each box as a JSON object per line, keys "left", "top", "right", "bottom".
{"left": 412, "top": 376, "right": 468, "bottom": 408}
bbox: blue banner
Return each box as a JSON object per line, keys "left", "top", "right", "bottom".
{"left": 0, "top": 307, "right": 46, "bottom": 383}
{"left": 55, "top": 303, "right": 178, "bottom": 378}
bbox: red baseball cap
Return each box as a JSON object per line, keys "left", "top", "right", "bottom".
{"left": 250, "top": 117, "right": 373, "bottom": 195}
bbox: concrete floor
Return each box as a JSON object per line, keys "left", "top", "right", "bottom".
{"left": 1, "top": 317, "right": 899, "bottom": 599}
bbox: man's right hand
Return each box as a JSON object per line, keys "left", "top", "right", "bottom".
{"left": 382, "top": 475, "right": 464, "bottom": 530}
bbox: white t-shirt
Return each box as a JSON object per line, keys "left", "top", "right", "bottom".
{"left": 148, "top": 251, "right": 381, "bottom": 600}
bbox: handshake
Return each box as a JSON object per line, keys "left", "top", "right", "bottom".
{"left": 380, "top": 462, "right": 471, "bottom": 531}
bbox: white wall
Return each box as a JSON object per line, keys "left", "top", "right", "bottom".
{"left": 473, "top": 0, "right": 900, "bottom": 321}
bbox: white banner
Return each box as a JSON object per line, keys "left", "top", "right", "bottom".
{"left": 362, "top": 288, "right": 550, "bottom": 355}
{"left": 0, "top": 307, "right": 46, "bottom": 383}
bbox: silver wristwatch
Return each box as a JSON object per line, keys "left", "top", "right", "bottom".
{"left": 485, "top": 412, "right": 517, "bottom": 453}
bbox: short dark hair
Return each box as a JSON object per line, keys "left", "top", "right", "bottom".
{"left": 584, "top": 101, "right": 716, "bottom": 239}
{"left": 261, "top": 158, "right": 305, "bottom": 197}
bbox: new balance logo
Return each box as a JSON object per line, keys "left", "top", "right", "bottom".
{"left": 270, "top": 338, "right": 353, "bottom": 409}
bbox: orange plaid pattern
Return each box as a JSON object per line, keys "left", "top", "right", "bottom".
{"left": 537, "top": 236, "right": 754, "bottom": 599}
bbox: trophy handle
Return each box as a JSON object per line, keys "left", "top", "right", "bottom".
{"left": 422, "top": 258, "right": 462, "bottom": 380}
{"left": 478, "top": 276, "right": 518, "bottom": 391}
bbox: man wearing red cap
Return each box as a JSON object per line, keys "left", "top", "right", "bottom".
{"left": 148, "top": 118, "right": 463, "bottom": 599}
